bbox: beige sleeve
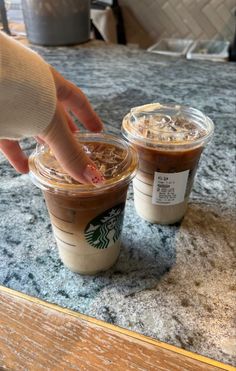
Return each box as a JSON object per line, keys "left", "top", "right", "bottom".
{"left": 0, "top": 32, "right": 57, "bottom": 140}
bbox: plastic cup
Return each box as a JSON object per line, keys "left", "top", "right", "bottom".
{"left": 122, "top": 103, "right": 214, "bottom": 224}
{"left": 29, "top": 133, "right": 138, "bottom": 274}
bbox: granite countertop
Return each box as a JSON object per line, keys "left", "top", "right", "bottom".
{"left": 0, "top": 41, "right": 235, "bottom": 366}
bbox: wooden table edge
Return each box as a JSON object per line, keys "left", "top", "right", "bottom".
{"left": 0, "top": 285, "right": 234, "bottom": 371}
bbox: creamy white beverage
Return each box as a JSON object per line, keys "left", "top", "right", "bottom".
{"left": 122, "top": 103, "right": 214, "bottom": 224}
{"left": 29, "top": 133, "right": 138, "bottom": 274}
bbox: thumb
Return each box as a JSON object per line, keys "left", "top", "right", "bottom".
{"left": 40, "top": 103, "right": 104, "bottom": 185}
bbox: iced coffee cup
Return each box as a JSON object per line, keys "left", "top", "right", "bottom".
{"left": 29, "top": 133, "right": 138, "bottom": 274}
{"left": 122, "top": 103, "right": 214, "bottom": 224}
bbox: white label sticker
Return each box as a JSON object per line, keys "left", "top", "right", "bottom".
{"left": 152, "top": 170, "right": 189, "bottom": 205}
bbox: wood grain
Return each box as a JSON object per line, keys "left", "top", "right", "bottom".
{"left": 0, "top": 286, "right": 233, "bottom": 371}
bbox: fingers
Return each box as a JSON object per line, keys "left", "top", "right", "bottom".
{"left": 50, "top": 67, "right": 104, "bottom": 133}
{"left": 41, "top": 102, "right": 104, "bottom": 185}
{"left": 64, "top": 109, "right": 78, "bottom": 133}
{"left": 0, "top": 139, "right": 29, "bottom": 173}
{"left": 35, "top": 136, "right": 45, "bottom": 144}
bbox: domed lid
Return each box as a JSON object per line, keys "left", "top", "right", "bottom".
{"left": 29, "top": 133, "right": 138, "bottom": 195}
{"left": 122, "top": 103, "right": 214, "bottom": 149}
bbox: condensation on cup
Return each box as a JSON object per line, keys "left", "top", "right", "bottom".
{"left": 29, "top": 133, "right": 138, "bottom": 274}
{"left": 122, "top": 103, "right": 214, "bottom": 224}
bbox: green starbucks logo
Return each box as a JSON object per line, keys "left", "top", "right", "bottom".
{"left": 85, "top": 203, "right": 125, "bottom": 249}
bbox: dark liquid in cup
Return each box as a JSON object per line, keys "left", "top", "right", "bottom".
{"left": 122, "top": 104, "right": 214, "bottom": 224}
{"left": 29, "top": 136, "right": 138, "bottom": 274}
{"left": 133, "top": 144, "right": 203, "bottom": 224}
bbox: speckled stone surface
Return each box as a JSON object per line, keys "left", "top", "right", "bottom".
{"left": 0, "top": 42, "right": 235, "bottom": 366}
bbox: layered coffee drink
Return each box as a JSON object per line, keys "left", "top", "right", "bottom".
{"left": 122, "top": 103, "right": 214, "bottom": 224}
{"left": 29, "top": 133, "right": 138, "bottom": 274}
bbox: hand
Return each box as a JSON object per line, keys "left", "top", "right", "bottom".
{"left": 0, "top": 67, "right": 104, "bottom": 184}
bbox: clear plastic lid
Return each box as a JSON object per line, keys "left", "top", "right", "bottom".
{"left": 122, "top": 103, "right": 214, "bottom": 149}
{"left": 29, "top": 133, "right": 138, "bottom": 194}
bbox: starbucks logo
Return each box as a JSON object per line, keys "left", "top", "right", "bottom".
{"left": 85, "top": 203, "right": 125, "bottom": 249}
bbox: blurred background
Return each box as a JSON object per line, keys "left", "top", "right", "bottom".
{"left": 119, "top": 0, "right": 236, "bottom": 48}
{"left": 0, "top": 0, "right": 235, "bottom": 48}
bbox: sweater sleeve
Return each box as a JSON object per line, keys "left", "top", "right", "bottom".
{"left": 0, "top": 32, "right": 57, "bottom": 140}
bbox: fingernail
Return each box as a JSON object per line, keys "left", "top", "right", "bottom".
{"left": 83, "top": 164, "right": 105, "bottom": 185}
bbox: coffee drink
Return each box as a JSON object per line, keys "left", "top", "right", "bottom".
{"left": 122, "top": 103, "right": 214, "bottom": 224}
{"left": 29, "top": 133, "right": 138, "bottom": 274}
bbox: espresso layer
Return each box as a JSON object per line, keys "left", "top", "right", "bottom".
{"left": 131, "top": 143, "right": 203, "bottom": 224}
{"left": 43, "top": 184, "right": 128, "bottom": 274}
{"left": 136, "top": 144, "right": 203, "bottom": 175}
